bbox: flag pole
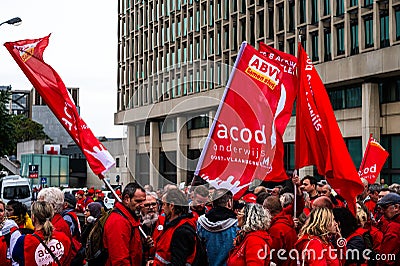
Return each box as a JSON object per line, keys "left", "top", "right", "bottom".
{"left": 359, "top": 134, "right": 373, "bottom": 178}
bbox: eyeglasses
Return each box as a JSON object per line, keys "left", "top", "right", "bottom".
{"left": 144, "top": 202, "right": 157, "bottom": 208}
{"left": 84, "top": 209, "right": 89, "bottom": 212}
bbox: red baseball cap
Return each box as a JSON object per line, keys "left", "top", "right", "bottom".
{"left": 76, "top": 190, "right": 84, "bottom": 196}
{"left": 242, "top": 193, "right": 257, "bottom": 203}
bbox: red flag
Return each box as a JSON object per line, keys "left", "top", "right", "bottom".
{"left": 195, "top": 42, "right": 283, "bottom": 199}
{"left": 258, "top": 43, "right": 297, "bottom": 181}
{"left": 295, "top": 43, "right": 363, "bottom": 213}
{"left": 5, "top": 35, "right": 115, "bottom": 176}
{"left": 359, "top": 135, "right": 389, "bottom": 184}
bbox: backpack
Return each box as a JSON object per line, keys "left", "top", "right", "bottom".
{"left": 63, "top": 212, "right": 84, "bottom": 266}
{"left": 362, "top": 231, "right": 377, "bottom": 266}
{"left": 182, "top": 223, "right": 209, "bottom": 266}
{"left": 85, "top": 208, "right": 130, "bottom": 265}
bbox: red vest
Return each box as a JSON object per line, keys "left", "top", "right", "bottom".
{"left": 153, "top": 217, "right": 196, "bottom": 265}
{"left": 0, "top": 236, "right": 11, "bottom": 266}
{"left": 22, "top": 230, "right": 72, "bottom": 266}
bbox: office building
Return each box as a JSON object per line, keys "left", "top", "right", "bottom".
{"left": 115, "top": 0, "right": 400, "bottom": 187}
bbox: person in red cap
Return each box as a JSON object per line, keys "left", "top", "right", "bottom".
{"left": 76, "top": 190, "right": 86, "bottom": 213}
{"left": 84, "top": 189, "right": 95, "bottom": 207}
{"left": 94, "top": 189, "right": 102, "bottom": 201}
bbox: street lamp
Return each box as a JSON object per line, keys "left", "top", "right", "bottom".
{"left": 0, "top": 17, "right": 22, "bottom": 27}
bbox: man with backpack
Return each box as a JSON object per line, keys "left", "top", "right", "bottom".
{"left": 62, "top": 193, "right": 84, "bottom": 266}
{"left": 103, "top": 182, "right": 146, "bottom": 266}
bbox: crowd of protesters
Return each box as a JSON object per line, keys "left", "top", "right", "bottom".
{"left": 0, "top": 175, "right": 400, "bottom": 266}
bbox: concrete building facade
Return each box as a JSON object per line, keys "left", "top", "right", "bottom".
{"left": 115, "top": 0, "right": 400, "bottom": 188}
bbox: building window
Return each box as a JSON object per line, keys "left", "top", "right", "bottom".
{"left": 311, "top": 33, "right": 319, "bottom": 61}
{"left": 284, "top": 142, "right": 295, "bottom": 171}
{"left": 160, "top": 117, "right": 177, "bottom": 133}
{"left": 311, "top": 0, "right": 318, "bottom": 24}
{"left": 299, "top": 0, "right": 306, "bottom": 24}
{"left": 116, "top": 158, "right": 120, "bottom": 168}
{"left": 337, "top": 0, "right": 344, "bottom": 16}
{"left": 187, "top": 114, "right": 209, "bottom": 130}
{"left": 268, "top": 8, "right": 274, "bottom": 38}
{"left": 381, "top": 135, "right": 400, "bottom": 184}
{"left": 364, "top": 0, "right": 373, "bottom": 7}
{"left": 344, "top": 138, "right": 362, "bottom": 168}
{"left": 288, "top": 39, "right": 295, "bottom": 55}
{"left": 209, "top": 1, "right": 214, "bottom": 26}
{"left": 379, "top": 77, "right": 400, "bottom": 103}
{"left": 350, "top": 22, "right": 359, "bottom": 55}
{"left": 336, "top": 24, "right": 345, "bottom": 55}
{"left": 278, "top": 4, "right": 284, "bottom": 31}
{"left": 187, "top": 149, "right": 201, "bottom": 184}
{"left": 380, "top": 12, "right": 389, "bottom": 48}
{"left": 396, "top": 8, "right": 400, "bottom": 41}
{"left": 159, "top": 151, "right": 177, "bottom": 185}
{"left": 289, "top": 2, "right": 295, "bottom": 32}
{"left": 350, "top": 0, "right": 358, "bottom": 7}
{"left": 136, "top": 153, "right": 150, "bottom": 186}
{"left": 323, "top": 0, "right": 330, "bottom": 16}
{"left": 136, "top": 122, "right": 150, "bottom": 136}
{"left": 328, "top": 84, "right": 362, "bottom": 109}
{"left": 324, "top": 30, "right": 332, "bottom": 61}
{"left": 364, "top": 16, "right": 374, "bottom": 48}
{"left": 258, "top": 12, "right": 264, "bottom": 38}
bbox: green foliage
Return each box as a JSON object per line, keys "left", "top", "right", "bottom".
{"left": 0, "top": 90, "right": 50, "bottom": 156}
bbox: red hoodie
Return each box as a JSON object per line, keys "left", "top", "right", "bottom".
{"left": 269, "top": 212, "right": 298, "bottom": 266}
{"left": 295, "top": 235, "right": 342, "bottom": 266}
{"left": 227, "top": 230, "right": 271, "bottom": 266}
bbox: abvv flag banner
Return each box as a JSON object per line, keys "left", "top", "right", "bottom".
{"left": 359, "top": 135, "right": 389, "bottom": 184}
{"left": 5, "top": 35, "right": 115, "bottom": 175}
{"left": 258, "top": 43, "right": 297, "bottom": 181}
{"left": 195, "top": 42, "right": 283, "bottom": 199}
{"left": 295, "top": 43, "right": 363, "bottom": 213}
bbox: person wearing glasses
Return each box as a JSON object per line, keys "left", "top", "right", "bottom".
{"left": 141, "top": 192, "right": 164, "bottom": 265}
{"left": 376, "top": 193, "right": 400, "bottom": 266}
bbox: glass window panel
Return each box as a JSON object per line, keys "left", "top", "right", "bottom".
{"left": 346, "top": 138, "right": 362, "bottom": 168}
{"left": 392, "top": 136, "right": 400, "bottom": 168}
{"left": 396, "top": 9, "right": 400, "bottom": 41}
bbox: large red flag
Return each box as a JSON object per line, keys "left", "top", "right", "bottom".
{"left": 258, "top": 43, "right": 297, "bottom": 181}
{"left": 295, "top": 43, "right": 363, "bottom": 213}
{"left": 359, "top": 135, "right": 389, "bottom": 184}
{"left": 5, "top": 35, "right": 115, "bottom": 176}
{"left": 195, "top": 42, "right": 283, "bottom": 199}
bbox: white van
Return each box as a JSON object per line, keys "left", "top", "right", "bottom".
{"left": 0, "top": 175, "right": 32, "bottom": 209}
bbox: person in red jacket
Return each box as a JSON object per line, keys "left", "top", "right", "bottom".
{"left": 11, "top": 201, "right": 72, "bottom": 266}
{"left": 103, "top": 182, "right": 146, "bottom": 266}
{"left": 150, "top": 188, "right": 198, "bottom": 266}
{"left": 295, "top": 207, "right": 342, "bottom": 266}
{"left": 376, "top": 193, "right": 400, "bottom": 266}
{"left": 227, "top": 203, "right": 272, "bottom": 266}
{"left": 264, "top": 196, "right": 298, "bottom": 266}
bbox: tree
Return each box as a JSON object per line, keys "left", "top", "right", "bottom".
{"left": 0, "top": 90, "right": 14, "bottom": 156}
{"left": 0, "top": 89, "right": 50, "bottom": 156}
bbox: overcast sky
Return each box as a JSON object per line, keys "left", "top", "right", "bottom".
{"left": 0, "top": 1, "right": 124, "bottom": 138}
